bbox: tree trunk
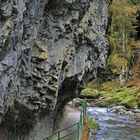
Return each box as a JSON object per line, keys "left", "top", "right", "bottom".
{"left": 122, "top": 22, "right": 126, "bottom": 53}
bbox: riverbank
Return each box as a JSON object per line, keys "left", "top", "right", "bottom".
{"left": 71, "top": 98, "right": 140, "bottom": 118}
{"left": 76, "top": 81, "right": 140, "bottom": 117}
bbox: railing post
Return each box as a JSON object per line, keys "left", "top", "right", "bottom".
{"left": 84, "top": 98, "right": 87, "bottom": 115}
{"left": 13, "top": 112, "right": 16, "bottom": 140}
{"left": 44, "top": 99, "right": 88, "bottom": 140}
{"left": 13, "top": 106, "right": 16, "bottom": 140}
{"left": 58, "top": 131, "right": 61, "bottom": 140}
{"left": 77, "top": 123, "right": 80, "bottom": 140}
{"left": 82, "top": 99, "right": 87, "bottom": 119}
{"left": 72, "top": 100, "right": 74, "bottom": 107}
{"left": 80, "top": 111, "right": 83, "bottom": 130}
{"left": 51, "top": 129, "right": 54, "bottom": 139}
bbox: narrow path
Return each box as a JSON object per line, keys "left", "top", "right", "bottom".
{"left": 53, "top": 105, "right": 81, "bottom": 140}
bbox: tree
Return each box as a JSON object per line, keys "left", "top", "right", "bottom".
{"left": 109, "top": 0, "right": 139, "bottom": 53}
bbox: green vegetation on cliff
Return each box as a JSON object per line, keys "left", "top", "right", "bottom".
{"left": 81, "top": 1, "right": 140, "bottom": 109}
{"left": 109, "top": 0, "right": 139, "bottom": 50}
{"left": 108, "top": 0, "right": 140, "bottom": 75}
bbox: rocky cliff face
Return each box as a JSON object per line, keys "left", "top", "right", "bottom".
{"left": 0, "top": 0, "right": 110, "bottom": 139}
{"left": 126, "top": 47, "right": 140, "bottom": 86}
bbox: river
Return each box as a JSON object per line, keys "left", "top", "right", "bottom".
{"left": 87, "top": 107, "right": 140, "bottom": 140}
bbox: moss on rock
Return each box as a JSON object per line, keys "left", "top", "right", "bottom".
{"left": 81, "top": 88, "right": 99, "bottom": 98}
{"left": 101, "top": 81, "right": 119, "bottom": 91}
{"left": 121, "top": 96, "right": 138, "bottom": 108}
{"left": 81, "top": 81, "right": 140, "bottom": 109}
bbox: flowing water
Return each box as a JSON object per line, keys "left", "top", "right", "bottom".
{"left": 87, "top": 107, "right": 140, "bottom": 140}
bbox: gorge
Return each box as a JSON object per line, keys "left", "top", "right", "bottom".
{"left": 0, "top": 0, "right": 111, "bottom": 139}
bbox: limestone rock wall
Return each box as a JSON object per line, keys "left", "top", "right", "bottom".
{"left": 0, "top": 0, "right": 110, "bottom": 139}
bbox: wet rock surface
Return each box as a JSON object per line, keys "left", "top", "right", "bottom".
{"left": 0, "top": 0, "right": 110, "bottom": 139}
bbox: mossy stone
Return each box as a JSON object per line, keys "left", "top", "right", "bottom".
{"left": 98, "top": 97, "right": 119, "bottom": 107}
{"left": 121, "top": 96, "right": 138, "bottom": 108}
{"left": 81, "top": 88, "right": 99, "bottom": 98}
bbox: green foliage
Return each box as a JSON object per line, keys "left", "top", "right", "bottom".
{"left": 109, "top": 0, "right": 139, "bottom": 50}
{"left": 108, "top": 0, "right": 140, "bottom": 74}
{"left": 101, "top": 81, "right": 119, "bottom": 91}
{"left": 98, "top": 87, "right": 129, "bottom": 107}
{"left": 87, "top": 79, "right": 102, "bottom": 90}
{"left": 83, "top": 81, "right": 140, "bottom": 109}
{"left": 121, "top": 96, "right": 138, "bottom": 108}
{"left": 87, "top": 81, "right": 99, "bottom": 89}
{"left": 99, "top": 86, "right": 139, "bottom": 108}
{"left": 86, "top": 118, "right": 100, "bottom": 134}
{"left": 107, "top": 45, "right": 132, "bottom": 75}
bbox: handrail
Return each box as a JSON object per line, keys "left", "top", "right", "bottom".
{"left": 58, "top": 122, "right": 79, "bottom": 133}
{"left": 60, "top": 128, "right": 79, "bottom": 139}
{"left": 13, "top": 105, "right": 17, "bottom": 140}
{"left": 44, "top": 99, "right": 87, "bottom": 140}
{"left": 12, "top": 99, "right": 87, "bottom": 140}
{"left": 44, "top": 122, "right": 79, "bottom": 140}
